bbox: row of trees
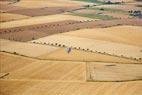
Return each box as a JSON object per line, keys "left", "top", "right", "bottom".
{"left": 129, "top": 10, "right": 142, "bottom": 18}
{"left": 32, "top": 41, "right": 142, "bottom": 61}
{"left": 1, "top": 19, "right": 94, "bottom": 34}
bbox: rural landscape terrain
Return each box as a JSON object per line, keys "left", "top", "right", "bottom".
{"left": 0, "top": 0, "right": 142, "bottom": 95}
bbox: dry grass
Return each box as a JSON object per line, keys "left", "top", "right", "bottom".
{"left": 5, "top": 61, "right": 86, "bottom": 81}
{"left": 0, "top": 79, "right": 142, "bottom": 95}
{"left": 0, "top": 13, "right": 30, "bottom": 22}
{"left": 0, "top": 39, "right": 59, "bottom": 57}
{"left": 0, "top": 52, "right": 85, "bottom": 81}
{"left": 0, "top": 50, "right": 142, "bottom": 95}
{"left": 0, "top": 14, "right": 95, "bottom": 29}
{"left": 31, "top": 34, "right": 142, "bottom": 59}
{"left": 0, "top": 39, "right": 139, "bottom": 63}
{"left": 0, "top": 52, "right": 34, "bottom": 73}
{"left": 87, "top": 62, "right": 142, "bottom": 81}
{"left": 13, "top": 0, "right": 93, "bottom": 8}
{"left": 62, "top": 25, "right": 142, "bottom": 47}
{"left": 39, "top": 48, "right": 139, "bottom": 63}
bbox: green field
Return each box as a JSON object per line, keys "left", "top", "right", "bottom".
{"left": 75, "top": 0, "right": 104, "bottom": 4}
{"left": 75, "top": 0, "right": 124, "bottom": 5}
{"left": 70, "top": 12, "right": 114, "bottom": 20}
{"left": 87, "top": 7, "right": 128, "bottom": 14}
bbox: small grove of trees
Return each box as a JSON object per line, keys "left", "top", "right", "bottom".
{"left": 32, "top": 37, "right": 35, "bottom": 40}
{"left": 105, "top": 1, "right": 121, "bottom": 4}
{"left": 12, "top": 0, "right": 20, "bottom": 2}
{"left": 129, "top": 10, "right": 142, "bottom": 17}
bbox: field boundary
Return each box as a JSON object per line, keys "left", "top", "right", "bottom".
{"left": 1, "top": 51, "right": 141, "bottom": 64}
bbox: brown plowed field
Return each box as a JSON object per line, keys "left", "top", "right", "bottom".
{"left": 0, "top": 18, "right": 142, "bottom": 42}
{"left": 0, "top": 20, "right": 80, "bottom": 41}
{"left": 8, "top": 7, "right": 80, "bottom": 16}
{"left": 0, "top": 3, "right": 25, "bottom": 12}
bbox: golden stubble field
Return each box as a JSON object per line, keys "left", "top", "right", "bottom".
{"left": 0, "top": 39, "right": 59, "bottom": 57}
{"left": 12, "top": 0, "right": 94, "bottom": 8}
{"left": 0, "top": 13, "right": 30, "bottom": 22}
{"left": 0, "top": 14, "right": 95, "bottom": 29}
{"left": 31, "top": 25, "right": 142, "bottom": 60}
{"left": 61, "top": 25, "right": 142, "bottom": 46}
{"left": 0, "top": 52, "right": 86, "bottom": 81}
{"left": 0, "top": 39, "right": 140, "bottom": 63}
{"left": 87, "top": 62, "right": 142, "bottom": 81}
{"left": 0, "top": 0, "right": 142, "bottom": 95}
{"left": 0, "top": 52, "right": 142, "bottom": 95}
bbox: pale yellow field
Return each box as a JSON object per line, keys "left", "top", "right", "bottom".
{"left": 0, "top": 52, "right": 35, "bottom": 73}
{"left": 0, "top": 79, "right": 142, "bottom": 95}
{"left": 31, "top": 34, "right": 142, "bottom": 59}
{"left": 0, "top": 1, "right": 11, "bottom": 5}
{"left": 39, "top": 48, "right": 139, "bottom": 63}
{"left": 0, "top": 52, "right": 85, "bottom": 81}
{"left": 0, "top": 14, "right": 95, "bottom": 29}
{"left": 87, "top": 62, "right": 142, "bottom": 81}
{"left": 62, "top": 25, "right": 142, "bottom": 46}
{"left": 0, "top": 0, "right": 142, "bottom": 95}
{"left": 0, "top": 13, "right": 30, "bottom": 22}
{"left": 0, "top": 39, "right": 59, "bottom": 57}
{"left": 1, "top": 39, "right": 139, "bottom": 63}
{"left": 0, "top": 51, "right": 142, "bottom": 95}
{"left": 13, "top": 0, "right": 93, "bottom": 8}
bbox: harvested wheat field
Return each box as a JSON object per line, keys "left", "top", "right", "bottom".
{"left": 0, "top": 79, "right": 142, "bottom": 95}
{"left": 87, "top": 62, "right": 142, "bottom": 82}
{"left": 0, "top": 52, "right": 85, "bottom": 81}
{"left": 0, "top": 52, "right": 142, "bottom": 95}
{"left": 31, "top": 34, "right": 142, "bottom": 59}
{"left": 39, "top": 48, "right": 139, "bottom": 63}
{"left": 0, "top": 39, "right": 139, "bottom": 63}
{"left": 0, "top": 13, "right": 30, "bottom": 22}
{"left": 62, "top": 25, "right": 142, "bottom": 46}
{"left": 0, "top": 0, "right": 142, "bottom": 95}
{"left": 0, "top": 52, "right": 35, "bottom": 73}
{"left": 0, "top": 39, "right": 59, "bottom": 57}
{"left": 0, "top": 14, "right": 95, "bottom": 29}
{"left": 12, "top": 0, "right": 93, "bottom": 8}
